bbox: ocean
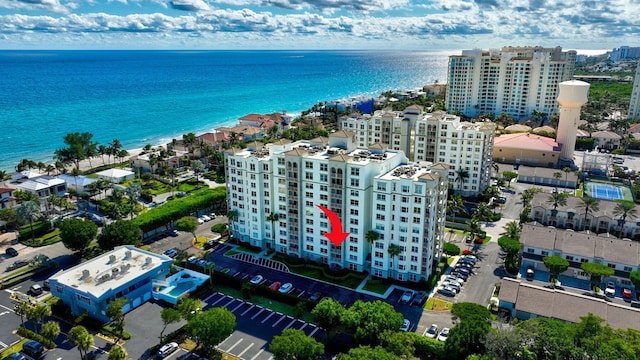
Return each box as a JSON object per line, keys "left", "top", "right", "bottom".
{"left": 0, "top": 50, "right": 449, "bottom": 172}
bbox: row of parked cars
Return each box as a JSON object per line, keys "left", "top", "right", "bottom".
{"left": 438, "top": 255, "right": 477, "bottom": 297}
{"left": 196, "top": 213, "right": 217, "bottom": 225}
{"left": 250, "top": 274, "right": 295, "bottom": 294}
{"left": 425, "top": 324, "right": 450, "bottom": 342}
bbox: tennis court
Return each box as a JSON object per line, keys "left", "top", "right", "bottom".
{"left": 584, "top": 181, "right": 634, "bottom": 202}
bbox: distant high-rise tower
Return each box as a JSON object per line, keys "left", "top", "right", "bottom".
{"left": 446, "top": 46, "right": 576, "bottom": 119}
{"left": 556, "top": 80, "right": 590, "bottom": 160}
{"left": 629, "top": 65, "right": 640, "bottom": 119}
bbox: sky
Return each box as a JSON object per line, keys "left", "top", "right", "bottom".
{"left": 0, "top": 0, "right": 638, "bottom": 50}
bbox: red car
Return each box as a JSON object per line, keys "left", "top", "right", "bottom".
{"left": 269, "top": 281, "right": 282, "bottom": 291}
{"left": 622, "top": 288, "right": 633, "bottom": 299}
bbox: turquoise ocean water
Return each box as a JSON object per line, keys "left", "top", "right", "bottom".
{"left": 0, "top": 50, "right": 449, "bottom": 172}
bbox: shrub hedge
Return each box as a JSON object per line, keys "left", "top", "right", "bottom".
{"left": 19, "top": 222, "right": 52, "bottom": 240}
{"left": 132, "top": 187, "right": 226, "bottom": 233}
{"left": 16, "top": 326, "right": 56, "bottom": 349}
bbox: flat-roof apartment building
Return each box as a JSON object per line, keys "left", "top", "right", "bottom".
{"left": 446, "top": 46, "right": 576, "bottom": 119}
{"left": 340, "top": 108, "right": 495, "bottom": 196}
{"left": 225, "top": 132, "right": 449, "bottom": 282}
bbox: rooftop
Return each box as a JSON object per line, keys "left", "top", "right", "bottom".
{"left": 50, "top": 246, "right": 172, "bottom": 299}
{"left": 494, "top": 133, "right": 561, "bottom": 152}
{"left": 17, "top": 176, "right": 65, "bottom": 192}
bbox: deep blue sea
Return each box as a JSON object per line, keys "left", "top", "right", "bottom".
{"left": 0, "top": 50, "right": 449, "bottom": 172}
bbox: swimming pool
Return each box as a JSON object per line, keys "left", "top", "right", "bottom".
{"left": 167, "top": 281, "right": 194, "bottom": 297}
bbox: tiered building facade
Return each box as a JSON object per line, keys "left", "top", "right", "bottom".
{"left": 224, "top": 132, "right": 449, "bottom": 282}
{"left": 446, "top": 46, "right": 576, "bottom": 119}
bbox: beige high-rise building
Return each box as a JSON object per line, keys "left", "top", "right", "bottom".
{"left": 629, "top": 65, "right": 640, "bottom": 119}
{"left": 446, "top": 46, "right": 577, "bottom": 119}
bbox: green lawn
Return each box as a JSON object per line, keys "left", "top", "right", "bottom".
{"left": 224, "top": 250, "right": 240, "bottom": 256}
{"left": 361, "top": 280, "right": 390, "bottom": 294}
{"left": 0, "top": 339, "right": 28, "bottom": 359}
{"left": 237, "top": 245, "right": 261, "bottom": 254}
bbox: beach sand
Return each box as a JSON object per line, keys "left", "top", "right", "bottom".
{"left": 70, "top": 147, "right": 146, "bottom": 173}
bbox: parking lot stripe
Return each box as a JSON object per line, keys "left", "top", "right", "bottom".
{"left": 226, "top": 338, "right": 243, "bottom": 353}
{"left": 261, "top": 311, "right": 275, "bottom": 323}
{"left": 224, "top": 298, "right": 236, "bottom": 307}
{"left": 231, "top": 302, "right": 245, "bottom": 313}
{"left": 299, "top": 323, "right": 307, "bottom": 331}
{"left": 241, "top": 304, "right": 255, "bottom": 316}
{"left": 251, "top": 308, "right": 265, "bottom": 319}
{"left": 283, "top": 318, "right": 297, "bottom": 330}
{"left": 211, "top": 295, "right": 228, "bottom": 306}
{"left": 271, "top": 314, "right": 286, "bottom": 327}
{"left": 309, "top": 327, "right": 319, "bottom": 337}
{"left": 250, "top": 349, "right": 265, "bottom": 360}
{"left": 0, "top": 340, "right": 7, "bottom": 348}
{"left": 203, "top": 292, "right": 219, "bottom": 302}
{"left": 297, "top": 290, "right": 305, "bottom": 298}
{"left": 237, "top": 343, "right": 254, "bottom": 358}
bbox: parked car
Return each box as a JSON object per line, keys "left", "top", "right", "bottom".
{"left": 437, "top": 328, "right": 450, "bottom": 342}
{"left": 250, "top": 275, "right": 264, "bottom": 284}
{"left": 29, "top": 284, "right": 43, "bottom": 296}
{"left": 197, "top": 259, "right": 213, "bottom": 268}
{"left": 526, "top": 266, "right": 535, "bottom": 279}
{"left": 445, "top": 275, "right": 464, "bottom": 285}
{"left": 204, "top": 239, "right": 218, "bottom": 250}
{"left": 22, "top": 340, "right": 44, "bottom": 358}
{"left": 495, "top": 196, "right": 507, "bottom": 204}
{"left": 269, "top": 281, "right": 282, "bottom": 291}
{"left": 187, "top": 256, "right": 199, "bottom": 264}
{"left": 157, "top": 342, "right": 179, "bottom": 359}
{"left": 42, "top": 280, "right": 50, "bottom": 291}
{"left": 278, "top": 283, "right": 293, "bottom": 293}
{"left": 451, "top": 271, "right": 468, "bottom": 281}
{"left": 438, "top": 287, "right": 456, "bottom": 297}
{"left": 209, "top": 213, "right": 217, "bottom": 219}
{"left": 167, "top": 229, "right": 180, "bottom": 237}
{"left": 201, "top": 215, "right": 211, "bottom": 222}
{"left": 164, "top": 248, "right": 178, "bottom": 258}
{"left": 622, "top": 288, "right": 633, "bottom": 299}
{"left": 5, "top": 353, "right": 25, "bottom": 360}
{"left": 457, "top": 262, "right": 473, "bottom": 270}
{"left": 613, "top": 157, "right": 624, "bottom": 165}
{"left": 425, "top": 324, "right": 438, "bottom": 338}
{"left": 605, "top": 281, "right": 616, "bottom": 297}
{"left": 400, "top": 319, "right": 411, "bottom": 332}
{"left": 400, "top": 290, "right": 415, "bottom": 303}
{"left": 442, "top": 281, "right": 461, "bottom": 293}
{"left": 412, "top": 291, "right": 427, "bottom": 306}
{"left": 197, "top": 217, "right": 205, "bottom": 225}
{"left": 455, "top": 267, "right": 471, "bottom": 276}
{"left": 309, "top": 292, "right": 323, "bottom": 302}
{"left": 5, "top": 247, "right": 18, "bottom": 257}
{"left": 7, "top": 259, "right": 30, "bottom": 271}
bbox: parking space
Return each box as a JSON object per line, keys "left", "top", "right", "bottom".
{"left": 203, "top": 292, "right": 324, "bottom": 360}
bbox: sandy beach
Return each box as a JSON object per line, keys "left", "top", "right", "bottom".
{"left": 68, "top": 147, "right": 147, "bottom": 173}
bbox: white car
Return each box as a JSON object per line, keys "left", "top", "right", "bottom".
{"left": 187, "top": 256, "right": 199, "bottom": 264}
{"left": 250, "top": 275, "right": 263, "bottom": 284}
{"left": 157, "top": 342, "right": 179, "bottom": 358}
{"left": 201, "top": 215, "right": 211, "bottom": 222}
{"left": 197, "top": 217, "right": 205, "bottom": 225}
{"left": 278, "top": 283, "right": 293, "bottom": 293}
{"left": 400, "top": 319, "right": 411, "bottom": 332}
{"left": 425, "top": 324, "right": 438, "bottom": 338}
{"left": 437, "top": 328, "right": 450, "bottom": 341}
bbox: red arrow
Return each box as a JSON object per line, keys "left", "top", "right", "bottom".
{"left": 316, "top": 205, "right": 350, "bottom": 247}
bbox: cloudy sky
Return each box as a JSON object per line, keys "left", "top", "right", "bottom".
{"left": 0, "top": 0, "right": 638, "bottom": 50}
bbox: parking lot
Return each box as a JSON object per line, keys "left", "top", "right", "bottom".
{"left": 202, "top": 292, "right": 324, "bottom": 360}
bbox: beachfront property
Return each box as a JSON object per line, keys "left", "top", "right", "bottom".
{"left": 224, "top": 132, "right": 449, "bottom": 282}
{"left": 95, "top": 168, "right": 135, "bottom": 184}
{"left": 238, "top": 111, "right": 292, "bottom": 132}
{"left": 529, "top": 192, "right": 640, "bottom": 239}
{"left": 446, "top": 46, "right": 576, "bottom": 119}
{"left": 0, "top": 187, "right": 17, "bottom": 210}
{"left": 58, "top": 174, "right": 98, "bottom": 195}
{"left": 48, "top": 245, "right": 207, "bottom": 322}
{"left": 15, "top": 176, "right": 67, "bottom": 204}
{"left": 216, "top": 125, "right": 263, "bottom": 142}
{"left": 339, "top": 108, "right": 495, "bottom": 196}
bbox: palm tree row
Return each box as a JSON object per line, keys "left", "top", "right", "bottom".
{"left": 53, "top": 132, "right": 125, "bottom": 171}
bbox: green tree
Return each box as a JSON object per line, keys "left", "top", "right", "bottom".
{"left": 269, "top": 328, "right": 325, "bottom": 360}
{"left": 466, "top": 217, "right": 482, "bottom": 241}
{"left": 108, "top": 345, "right": 128, "bottom": 360}
{"left": 553, "top": 171, "right": 562, "bottom": 191}
{"left": 41, "top": 320, "right": 61, "bottom": 343}
{"left": 630, "top": 270, "right": 640, "bottom": 289}
{"left": 338, "top": 346, "right": 398, "bottom": 360}
{"left": 176, "top": 216, "right": 199, "bottom": 240}
{"left": 387, "top": 244, "right": 402, "bottom": 280}
{"left": 577, "top": 196, "right": 600, "bottom": 231}
{"left": 16, "top": 200, "right": 41, "bottom": 241}
{"left": 442, "top": 242, "right": 460, "bottom": 257}
{"left": 69, "top": 325, "right": 94, "bottom": 360}
{"left": 517, "top": 317, "right": 578, "bottom": 360}
{"left": 379, "top": 330, "right": 415, "bottom": 359}
{"left": 27, "top": 302, "right": 51, "bottom": 333}
{"left": 311, "top": 298, "right": 344, "bottom": 331}
{"left": 474, "top": 202, "right": 493, "bottom": 223}
{"left": 613, "top": 200, "right": 638, "bottom": 236}
{"left": 54, "top": 132, "right": 97, "bottom": 170}
{"left": 547, "top": 192, "right": 569, "bottom": 210}
{"left": 502, "top": 171, "right": 518, "bottom": 187}
{"left": 563, "top": 166, "right": 572, "bottom": 188}
{"left": 581, "top": 262, "right": 614, "bottom": 289}
{"left": 0, "top": 170, "right": 10, "bottom": 185}
{"left": 482, "top": 327, "right": 528, "bottom": 360}
{"left": 191, "top": 160, "right": 205, "bottom": 186}
{"left": 501, "top": 221, "right": 521, "bottom": 240}
{"left": 451, "top": 302, "right": 491, "bottom": 322}
{"left": 498, "top": 236, "right": 521, "bottom": 274}
{"left": 543, "top": 256, "right": 570, "bottom": 280}
{"left": 365, "top": 229, "right": 380, "bottom": 244}
{"left": 185, "top": 307, "right": 236, "bottom": 356}
{"left": 14, "top": 301, "right": 30, "bottom": 328}
{"left": 455, "top": 168, "right": 469, "bottom": 193}
{"left": 97, "top": 220, "right": 142, "bottom": 250}
{"left": 14, "top": 190, "right": 40, "bottom": 205}
{"left": 341, "top": 300, "right": 403, "bottom": 345}
{"left": 106, "top": 298, "right": 127, "bottom": 344}
{"left": 444, "top": 317, "right": 490, "bottom": 359}
{"left": 0, "top": 208, "right": 17, "bottom": 228}
{"left": 267, "top": 212, "right": 280, "bottom": 246}
{"left": 160, "top": 308, "right": 182, "bottom": 342}
{"left": 227, "top": 210, "right": 239, "bottom": 238}
{"left": 59, "top": 218, "right": 98, "bottom": 256}
{"left": 447, "top": 195, "right": 466, "bottom": 217}
{"left": 177, "top": 297, "right": 202, "bottom": 321}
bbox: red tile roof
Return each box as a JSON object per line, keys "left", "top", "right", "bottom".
{"left": 197, "top": 132, "right": 228, "bottom": 143}
{"left": 0, "top": 187, "right": 14, "bottom": 194}
{"left": 494, "top": 133, "right": 561, "bottom": 151}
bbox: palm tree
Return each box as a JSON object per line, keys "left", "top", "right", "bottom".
{"left": 387, "top": 244, "right": 402, "bottom": 279}
{"left": 474, "top": 202, "right": 493, "bottom": 223}
{"left": 365, "top": 230, "right": 380, "bottom": 244}
{"left": 518, "top": 188, "right": 539, "bottom": 208}
{"left": 191, "top": 160, "right": 205, "bottom": 187}
{"left": 55, "top": 160, "right": 66, "bottom": 175}
{"left": 98, "top": 145, "right": 109, "bottom": 166}
{"left": 17, "top": 201, "right": 40, "bottom": 241}
{"left": 27, "top": 303, "right": 51, "bottom": 333}
{"left": 69, "top": 326, "right": 94, "bottom": 360}
{"left": 0, "top": 170, "right": 10, "bottom": 185}
{"left": 553, "top": 171, "right": 562, "bottom": 192}
{"left": 182, "top": 132, "right": 197, "bottom": 158}
{"left": 266, "top": 212, "right": 279, "bottom": 247}
{"left": 491, "top": 162, "right": 500, "bottom": 179}
{"left": 577, "top": 196, "right": 600, "bottom": 231}
{"left": 167, "top": 166, "right": 178, "bottom": 197}
{"left": 71, "top": 167, "right": 82, "bottom": 207}
{"left": 227, "top": 210, "right": 239, "bottom": 239}
{"left": 447, "top": 195, "right": 466, "bottom": 218}
{"left": 466, "top": 217, "right": 482, "bottom": 241}
{"left": 562, "top": 167, "right": 572, "bottom": 189}
{"left": 613, "top": 200, "right": 638, "bottom": 237}
{"left": 501, "top": 221, "right": 521, "bottom": 240}
{"left": 455, "top": 168, "right": 469, "bottom": 194}
{"left": 546, "top": 192, "right": 569, "bottom": 210}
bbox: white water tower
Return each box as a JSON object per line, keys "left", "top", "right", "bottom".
{"left": 556, "top": 80, "right": 590, "bottom": 161}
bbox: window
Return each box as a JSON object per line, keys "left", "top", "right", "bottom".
{"left": 375, "top": 251, "right": 384, "bottom": 258}
{"left": 349, "top": 246, "right": 358, "bottom": 252}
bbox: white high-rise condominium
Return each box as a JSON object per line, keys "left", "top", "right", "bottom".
{"left": 446, "top": 46, "right": 577, "bottom": 119}
{"left": 224, "top": 131, "right": 449, "bottom": 282}
{"left": 340, "top": 107, "right": 496, "bottom": 196}
{"left": 629, "top": 65, "right": 640, "bottom": 119}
